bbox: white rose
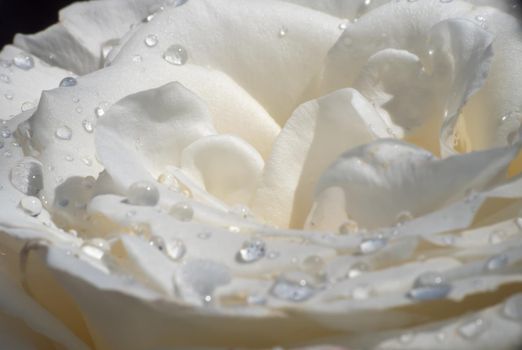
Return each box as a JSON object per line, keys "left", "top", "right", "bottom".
{"left": 1, "top": 0, "right": 522, "bottom": 349}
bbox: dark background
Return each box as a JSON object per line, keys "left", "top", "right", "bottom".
{"left": 1, "top": 0, "right": 522, "bottom": 48}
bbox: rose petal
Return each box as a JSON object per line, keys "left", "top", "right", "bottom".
{"left": 252, "top": 88, "right": 393, "bottom": 228}
{"left": 313, "top": 140, "right": 519, "bottom": 229}
{"left": 95, "top": 82, "right": 215, "bottom": 192}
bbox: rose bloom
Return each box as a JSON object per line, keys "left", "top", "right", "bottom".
{"left": 1, "top": 0, "right": 522, "bottom": 349}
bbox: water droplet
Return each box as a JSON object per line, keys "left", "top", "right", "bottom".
{"left": 489, "top": 229, "right": 506, "bottom": 244}
{"left": 347, "top": 262, "right": 369, "bottom": 278}
{"left": 236, "top": 239, "right": 266, "bottom": 263}
{"left": 163, "top": 44, "right": 188, "bottom": 65}
{"left": 270, "top": 272, "right": 318, "bottom": 302}
{"left": 10, "top": 158, "right": 43, "bottom": 196}
{"left": 59, "top": 77, "right": 77, "bottom": 87}
{"left": 484, "top": 254, "right": 509, "bottom": 271}
{"left": 81, "top": 242, "right": 106, "bottom": 260}
{"left": 149, "top": 236, "right": 166, "bottom": 250}
{"left": 267, "top": 251, "right": 280, "bottom": 259}
{"left": 228, "top": 225, "right": 241, "bottom": 233}
{"left": 0, "top": 74, "right": 10, "bottom": 83}
{"left": 165, "top": 238, "right": 186, "bottom": 260}
{"left": 436, "top": 331, "right": 446, "bottom": 343}
{"left": 127, "top": 181, "right": 159, "bottom": 206}
{"left": 407, "top": 271, "right": 451, "bottom": 301}
{"left": 173, "top": 0, "right": 188, "bottom": 5}
{"left": 13, "top": 53, "right": 34, "bottom": 70}
{"left": 1, "top": 127, "right": 11, "bottom": 138}
{"left": 19, "top": 196, "right": 42, "bottom": 216}
{"left": 21, "top": 101, "right": 35, "bottom": 112}
{"left": 132, "top": 55, "right": 143, "bottom": 63}
{"left": 169, "top": 202, "right": 193, "bottom": 221}
{"left": 502, "top": 294, "right": 522, "bottom": 321}
{"left": 339, "top": 219, "right": 359, "bottom": 234}
{"left": 396, "top": 210, "right": 413, "bottom": 225}
{"left": 94, "top": 106, "right": 105, "bottom": 118}
{"left": 399, "top": 333, "right": 414, "bottom": 344}
{"left": 458, "top": 318, "right": 487, "bottom": 340}
{"left": 278, "top": 26, "right": 288, "bottom": 38}
{"left": 75, "top": 106, "right": 83, "bottom": 114}
{"left": 158, "top": 172, "right": 180, "bottom": 190}
{"left": 55, "top": 126, "right": 72, "bottom": 140}
{"left": 338, "top": 20, "right": 349, "bottom": 30}
{"left": 82, "top": 120, "right": 94, "bottom": 133}
{"left": 359, "top": 237, "right": 387, "bottom": 254}
{"left": 247, "top": 294, "right": 267, "bottom": 305}
{"left": 352, "top": 284, "right": 372, "bottom": 300}
{"left": 4, "top": 92, "right": 13, "bottom": 100}
{"left": 64, "top": 155, "right": 74, "bottom": 162}
{"left": 144, "top": 34, "right": 159, "bottom": 47}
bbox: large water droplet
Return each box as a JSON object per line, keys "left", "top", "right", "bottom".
{"left": 169, "top": 202, "right": 193, "bottom": 221}
{"left": 19, "top": 196, "right": 42, "bottom": 216}
{"left": 270, "top": 272, "right": 318, "bottom": 302}
{"left": 0, "top": 127, "right": 11, "bottom": 138}
{"left": 59, "top": 77, "right": 77, "bottom": 87}
{"left": 484, "top": 254, "right": 509, "bottom": 272}
{"left": 236, "top": 239, "right": 266, "bottom": 263}
{"left": 127, "top": 181, "right": 159, "bottom": 206}
{"left": 144, "top": 34, "right": 159, "bottom": 47}
{"left": 407, "top": 271, "right": 451, "bottom": 301}
{"left": 165, "top": 238, "right": 186, "bottom": 260}
{"left": 55, "top": 126, "right": 72, "bottom": 140}
{"left": 163, "top": 44, "right": 188, "bottom": 65}
{"left": 359, "top": 237, "right": 387, "bottom": 254}
{"left": 10, "top": 158, "right": 43, "bottom": 196}
{"left": 502, "top": 294, "right": 522, "bottom": 321}
{"left": 82, "top": 120, "right": 94, "bottom": 133}
{"left": 457, "top": 318, "right": 487, "bottom": 340}
{"left": 13, "top": 53, "right": 34, "bottom": 70}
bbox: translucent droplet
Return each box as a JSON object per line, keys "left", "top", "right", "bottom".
{"left": 347, "top": 262, "right": 369, "bottom": 279}
{"left": 132, "top": 55, "right": 143, "bottom": 63}
{"left": 55, "top": 126, "right": 72, "bottom": 140}
{"left": 94, "top": 106, "right": 105, "bottom": 118}
{"left": 270, "top": 272, "right": 318, "bottom": 302}
{"left": 149, "top": 235, "right": 166, "bottom": 251}
{"left": 197, "top": 232, "right": 211, "bottom": 240}
{"left": 4, "top": 92, "right": 13, "bottom": 100}
{"left": 338, "top": 20, "right": 349, "bottom": 30}
{"left": 21, "top": 101, "right": 35, "bottom": 112}
{"left": 267, "top": 251, "right": 280, "bottom": 259}
{"left": 13, "top": 53, "right": 34, "bottom": 70}
{"left": 407, "top": 271, "right": 451, "bottom": 301}
{"left": 458, "top": 318, "right": 487, "bottom": 340}
{"left": 127, "top": 181, "right": 160, "bottom": 206}
{"left": 82, "top": 120, "right": 94, "bottom": 133}
{"left": 502, "top": 294, "right": 522, "bottom": 321}
{"left": 278, "top": 26, "right": 288, "bottom": 38}
{"left": 59, "top": 77, "right": 77, "bottom": 87}
{"left": 64, "top": 155, "right": 74, "bottom": 162}
{"left": 484, "top": 254, "right": 509, "bottom": 271}
{"left": 228, "top": 225, "right": 241, "bottom": 233}
{"left": 81, "top": 242, "right": 106, "bottom": 260}
{"left": 10, "top": 158, "right": 43, "bottom": 196}
{"left": 236, "top": 239, "right": 266, "bottom": 263}
{"left": 163, "top": 44, "right": 188, "bottom": 66}
{"left": 0, "top": 74, "right": 10, "bottom": 84}
{"left": 339, "top": 219, "right": 359, "bottom": 234}
{"left": 396, "top": 210, "right": 413, "bottom": 225}
{"left": 352, "top": 284, "right": 372, "bottom": 300}
{"left": 75, "top": 107, "right": 83, "bottom": 114}
{"left": 489, "top": 230, "right": 506, "bottom": 244}
{"left": 1, "top": 127, "right": 11, "bottom": 138}
{"left": 144, "top": 34, "right": 159, "bottom": 47}
{"left": 359, "top": 237, "right": 387, "bottom": 254}
{"left": 169, "top": 202, "right": 193, "bottom": 221}
{"left": 173, "top": 0, "right": 188, "bottom": 6}
{"left": 19, "top": 196, "right": 42, "bottom": 216}
{"left": 165, "top": 238, "right": 186, "bottom": 260}
{"left": 157, "top": 172, "right": 180, "bottom": 190}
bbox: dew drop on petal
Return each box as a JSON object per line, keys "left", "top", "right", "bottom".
{"left": 94, "top": 106, "right": 105, "bottom": 118}
{"left": 163, "top": 44, "right": 188, "bottom": 65}
{"left": 82, "top": 120, "right": 94, "bottom": 133}
{"left": 81, "top": 242, "right": 106, "bottom": 260}
{"left": 457, "top": 318, "right": 487, "bottom": 340}
{"left": 165, "top": 238, "right": 186, "bottom": 260}
{"left": 10, "top": 158, "right": 43, "bottom": 196}
{"left": 13, "top": 53, "right": 34, "bottom": 70}
{"left": 407, "top": 271, "right": 451, "bottom": 301}
{"left": 127, "top": 181, "right": 160, "bottom": 206}
{"left": 352, "top": 284, "right": 373, "bottom": 300}
{"left": 236, "top": 239, "right": 266, "bottom": 263}
{"left": 169, "top": 202, "right": 193, "bottom": 221}
{"left": 484, "top": 254, "right": 509, "bottom": 272}
{"left": 347, "top": 262, "right": 369, "bottom": 279}
{"left": 197, "top": 232, "right": 211, "bottom": 240}
{"left": 278, "top": 26, "right": 288, "bottom": 38}
{"left": 0, "top": 127, "right": 11, "bottom": 138}
{"left": 502, "top": 294, "right": 522, "bottom": 321}
{"left": 59, "top": 77, "right": 77, "bottom": 87}
{"left": 359, "top": 237, "right": 387, "bottom": 254}
{"left": 55, "top": 126, "right": 72, "bottom": 140}
{"left": 19, "top": 196, "right": 42, "bottom": 216}
{"left": 270, "top": 272, "right": 318, "bottom": 302}
{"left": 144, "top": 34, "right": 159, "bottom": 47}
